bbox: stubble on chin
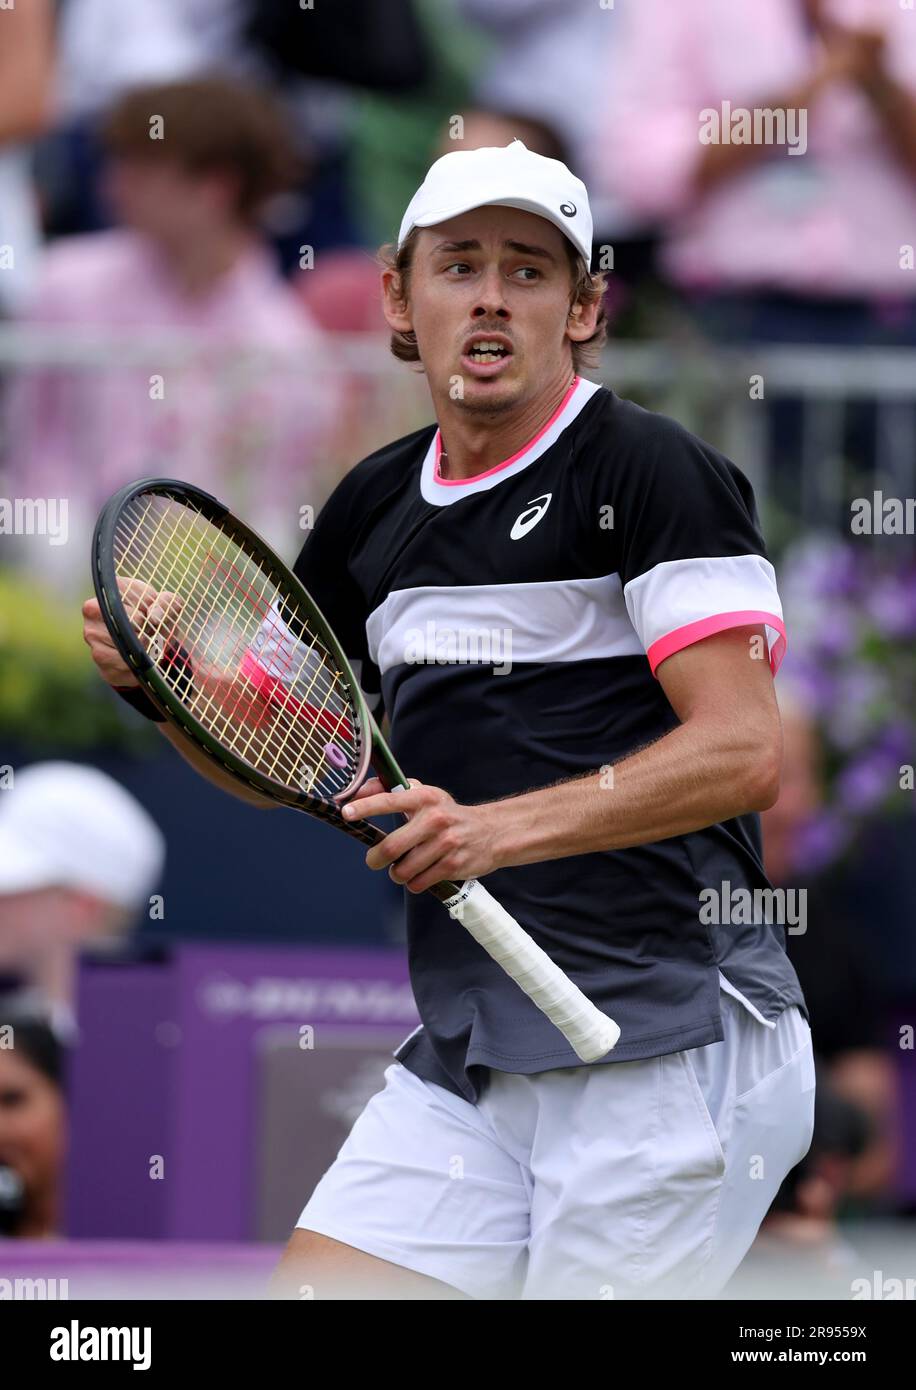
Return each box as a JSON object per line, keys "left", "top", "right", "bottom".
{"left": 440, "top": 362, "right": 526, "bottom": 417}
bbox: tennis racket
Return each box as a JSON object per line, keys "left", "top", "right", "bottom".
{"left": 91, "top": 478, "right": 620, "bottom": 1062}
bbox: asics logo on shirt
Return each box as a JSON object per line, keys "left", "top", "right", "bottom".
{"left": 510, "top": 493, "right": 553, "bottom": 540}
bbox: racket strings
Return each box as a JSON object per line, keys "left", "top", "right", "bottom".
{"left": 119, "top": 501, "right": 352, "bottom": 788}
{"left": 113, "top": 493, "right": 362, "bottom": 797}
{"left": 116, "top": 501, "right": 272, "bottom": 741}
{"left": 119, "top": 500, "right": 355, "bottom": 793}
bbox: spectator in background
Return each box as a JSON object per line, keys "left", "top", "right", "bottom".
{"left": 244, "top": 0, "right": 430, "bottom": 259}
{"left": 763, "top": 696, "right": 898, "bottom": 1207}
{"left": 434, "top": 109, "right": 573, "bottom": 167}
{"left": 347, "top": 0, "right": 488, "bottom": 251}
{"left": 55, "top": 0, "right": 204, "bottom": 119}
{"left": 598, "top": 0, "right": 916, "bottom": 519}
{"left": 7, "top": 79, "right": 332, "bottom": 584}
{"left": 41, "top": 0, "right": 205, "bottom": 236}
{"left": 450, "top": 0, "right": 632, "bottom": 239}
{"left": 45, "top": 0, "right": 431, "bottom": 263}
{"left": 0, "top": 1010, "right": 66, "bottom": 1240}
{"left": 0, "top": 763, "right": 165, "bottom": 1038}
{"left": 600, "top": 0, "right": 916, "bottom": 334}
{"left": 0, "top": 0, "right": 55, "bottom": 315}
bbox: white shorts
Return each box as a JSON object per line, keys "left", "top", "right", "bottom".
{"left": 296, "top": 986, "right": 816, "bottom": 1299}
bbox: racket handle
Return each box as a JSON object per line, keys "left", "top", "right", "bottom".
{"left": 441, "top": 880, "right": 620, "bottom": 1063}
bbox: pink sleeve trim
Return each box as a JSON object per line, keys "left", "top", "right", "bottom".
{"left": 646, "top": 611, "right": 787, "bottom": 677}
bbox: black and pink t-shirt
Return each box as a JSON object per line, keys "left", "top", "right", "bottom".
{"left": 293, "top": 378, "right": 806, "bottom": 1102}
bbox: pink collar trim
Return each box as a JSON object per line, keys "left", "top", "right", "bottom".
{"left": 433, "top": 377, "right": 580, "bottom": 487}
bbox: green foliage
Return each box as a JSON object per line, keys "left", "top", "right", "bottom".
{"left": 0, "top": 570, "right": 152, "bottom": 752}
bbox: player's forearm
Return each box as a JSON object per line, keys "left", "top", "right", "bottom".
{"left": 487, "top": 716, "right": 781, "bottom": 868}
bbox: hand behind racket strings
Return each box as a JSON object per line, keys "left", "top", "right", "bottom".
{"left": 117, "top": 576, "right": 311, "bottom": 769}
{"left": 92, "top": 478, "right": 621, "bottom": 1062}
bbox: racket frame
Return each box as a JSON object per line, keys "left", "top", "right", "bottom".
{"left": 91, "top": 477, "right": 402, "bottom": 833}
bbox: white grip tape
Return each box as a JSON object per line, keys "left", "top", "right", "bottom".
{"left": 443, "top": 880, "right": 620, "bottom": 1063}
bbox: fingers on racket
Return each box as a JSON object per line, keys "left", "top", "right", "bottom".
{"left": 105, "top": 484, "right": 369, "bottom": 806}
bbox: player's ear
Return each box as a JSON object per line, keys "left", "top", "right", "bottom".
{"left": 382, "top": 267, "right": 414, "bottom": 335}
{"left": 566, "top": 295, "right": 600, "bottom": 343}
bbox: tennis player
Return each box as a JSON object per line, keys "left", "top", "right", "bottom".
{"left": 271, "top": 140, "right": 815, "bottom": 1301}
{"left": 84, "top": 140, "right": 815, "bottom": 1301}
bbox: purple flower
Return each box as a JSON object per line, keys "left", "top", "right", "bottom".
{"left": 782, "top": 538, "right": 859, "bottom": 601}
{"left": 865, "top": 575, "right": 916, "bottom": 639}
{"left": 791, "top": 811, "right": 853, "bottom": 874}
{"left": 836, "top": 748, "right": 897, "bottom": 813}
{"left": 877, "top": 721, "right": 915, "bottom": 765}
{"left": 799, "top": 540, "right": 861, "bottom": 599}
{"left": 778, "top": 656, "right": 836, "bottom": 716}
{"left": 829, "top": 669, "right": 889, "bottom": 751}
{"left": 812, "top": 609, "right": 860, "bottom": 661}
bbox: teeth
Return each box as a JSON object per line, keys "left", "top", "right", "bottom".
{"left": 469, "top": 340, "right": 507, "bottom": 362}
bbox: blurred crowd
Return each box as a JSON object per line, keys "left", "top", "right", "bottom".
{"left": 1, "top": 0, "right": 915, "bottom": 1283}
{"left": 1, "top": 0, "right": 914, "bottom": 545}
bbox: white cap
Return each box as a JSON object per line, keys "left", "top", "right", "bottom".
{"left": 0, "top": 762, "right": 165, "bottom": 911}
{"left": 398, "top": 140, "right": 593, "bottom": 268}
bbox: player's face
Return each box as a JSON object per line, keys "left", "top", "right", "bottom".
{"left": 387, "top": 206, "right": 595, "bottom": 413}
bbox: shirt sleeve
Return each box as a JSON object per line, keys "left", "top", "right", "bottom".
{"left": 605, "top": 419, "right": 787, "bottom": 678}
{"left": 291, "top": 470, "right": 385, "bottom": 719}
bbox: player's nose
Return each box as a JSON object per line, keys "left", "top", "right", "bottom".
{"left": 471, "top": 265, "right": 510, "bottom": 319}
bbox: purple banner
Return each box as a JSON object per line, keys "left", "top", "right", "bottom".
{"left": 68, "top": 945, "right": 417, "bottom": 1241}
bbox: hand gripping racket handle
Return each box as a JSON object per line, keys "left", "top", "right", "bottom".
{"left": 376, "top": 780, "right": 619, "bottom": 1061}
{"left": 440, "top": 879, "right": 620, "bottom": 1062}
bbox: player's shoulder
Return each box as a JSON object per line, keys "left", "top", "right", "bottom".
{"left": 577, "top": 384, "right": 710, "bottom": 453}
{"left": 574, "top": 385, "right": 747, "bottom": 492}
{"left": 352, "top": 421, "right": 438, "bottom": 476}
{"left": 318, "top": 421, "right": 437, "bottom": 518}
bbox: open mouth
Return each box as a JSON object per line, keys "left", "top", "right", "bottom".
{"left": 462, "top": 335, "right": 514, "bottom": 373}
{"left": 467, "top": 339, "right": 510, "bottom": 364}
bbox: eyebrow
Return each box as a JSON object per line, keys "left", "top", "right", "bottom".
{"left": 431, "top": 238, "right": 559, "bottom": 264}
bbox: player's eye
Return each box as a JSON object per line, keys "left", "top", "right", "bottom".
{"left": 444, "top": 262, "right": 472, "bottom": 276}
{"left": 513, "top": 266, "right": 541, "bottom": 281}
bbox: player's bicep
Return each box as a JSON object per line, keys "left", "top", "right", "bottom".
{"left": 656, "top": 624, "right": 780, "bottom": 734}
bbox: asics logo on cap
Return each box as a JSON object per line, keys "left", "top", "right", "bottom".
{"left": 560, "top": 202, "right": 577, "bottom": 217}
{"left": 510, "top": 494, "right": 553, "bottom": 540}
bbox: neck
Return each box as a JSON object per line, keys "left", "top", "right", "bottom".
{"left": 16, "top": 1189, "right": 59, "bottom": 1239}
{"left": 436, "top": 367, "right": 577, "bottom": 481}
{"left": 29, "top": 943, "right": 74, "bottom": 1012}
{"left": 158, "top": 225, "right": 253, "bottom": 296}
